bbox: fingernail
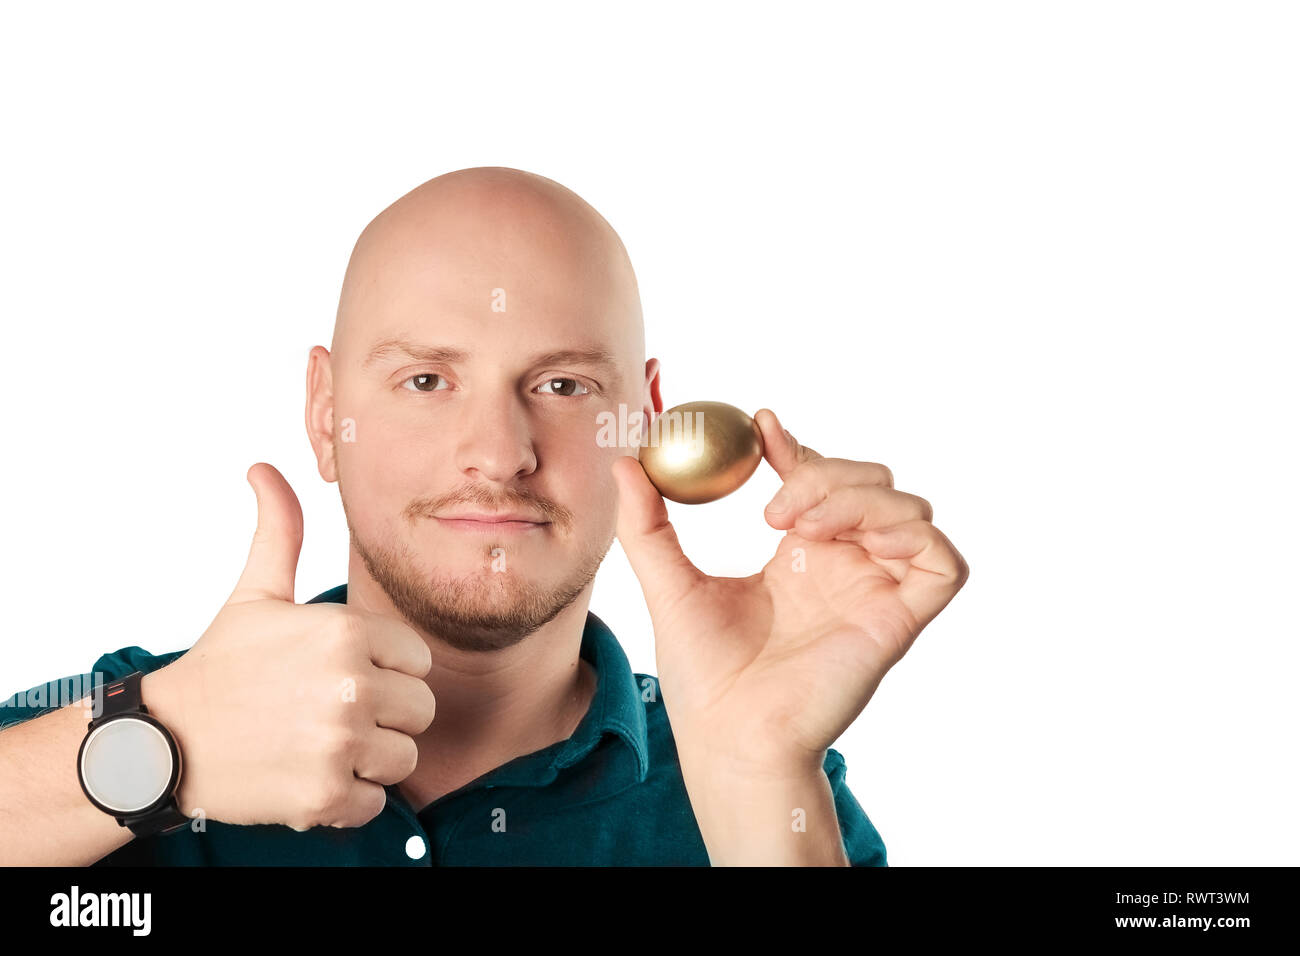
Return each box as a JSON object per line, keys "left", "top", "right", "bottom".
{"left": 804, "top": 503, "right": 826, "bottom": 520}
{"left": 767, "top": 490, "right": 791, "bottom": 514}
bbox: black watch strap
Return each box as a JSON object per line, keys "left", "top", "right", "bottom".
{"left": 97, "top": 670, "right": 147, "bottom": 724}
{"left": 91, "top": 671, "right": 190, "bottom": 837}
{"left": 123, "top": 801, "right": 190, "bottom": 838}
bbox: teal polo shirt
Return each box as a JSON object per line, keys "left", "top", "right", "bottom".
{"left": 0, "top": 584, "right": 888, "bottom": 866}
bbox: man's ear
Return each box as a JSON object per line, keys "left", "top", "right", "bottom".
{"left": 626, "top": 357, "right": 664, "bottom": 450}
{"left": 646, "top": 357, "right": 664, "bottom": 419}
{"left": 305, "top": 345, "right": 338, "bottom": 482}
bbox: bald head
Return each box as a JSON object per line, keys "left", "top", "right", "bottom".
{"left": 332, "top": 166, "right": 643, "bottom": 366}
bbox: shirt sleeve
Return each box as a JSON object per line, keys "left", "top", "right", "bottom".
{"left": 824, "top": 747, "right": 888, "bottom": 866}
{"left": 1, "top": 648, "right": 187, "bottom": 866}
{"left": 0, "top": 646, "right": 186, "bottom": 732}
{"left": 0, "top": 670, "right": 99, "bottom": 731}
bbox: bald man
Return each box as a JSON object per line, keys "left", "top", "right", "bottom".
{"left": 0, "top": 167, "right": 968, "bottom": 866}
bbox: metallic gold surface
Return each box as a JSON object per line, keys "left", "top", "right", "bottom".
{"left": 637, "top": 401, "right": 764, "bottom": 504}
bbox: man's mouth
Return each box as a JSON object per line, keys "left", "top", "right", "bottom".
{"left": 433, "top": 512, "right": 550, "bottom": 534}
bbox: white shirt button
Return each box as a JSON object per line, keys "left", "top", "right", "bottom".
{"left": 405, "top": 835, "right": 427, "bottom": 860}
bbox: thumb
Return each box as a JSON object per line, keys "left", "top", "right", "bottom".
{"left": 229, "top": 462, "right": 304, "bottom": 604}
{"left": 611, "top": 455, "right": 703, "bottom": 616}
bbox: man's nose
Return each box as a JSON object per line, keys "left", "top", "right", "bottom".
{"left": 451, "top": 397, "right": 538, "bottom": 484}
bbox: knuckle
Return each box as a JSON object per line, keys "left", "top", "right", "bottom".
{"left": 361, "top": 785, "right": 389, "bottom": 825}
{"left": 306, "top": 776, "right": 349, "bottom": 821}
{"left": 410, "top": 635, "right": 434, "bottom": 677}
{"left": 320, "top": 723, "right": 357, "bottom": 761}
{"left": 341, "top": 610, "right": 370, "bottom": 646}
{"left": 808, "top": 457, "right": 833, "bottom": 479}
{"left": 347, "top": 672, "right": 375, "bottom": 706}
{"left": 323, "top": 613, "right": 353, "bottom": 648}
{"left": 782, "top": 462, "right": 816, "bottom": 491}
{"left": 338, "top": 785, "right": 387, "bottom": 828}
{"left": 402, "top": 735, "right": 420, "bottom": 777}
{"left": 324, "top": 612, "right": 367, "bottom": 661}
{"left": 423, "top": 687, "right": 438, "bottom": 728}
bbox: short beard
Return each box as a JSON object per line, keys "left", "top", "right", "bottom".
{"left": 348, "top": 520, "right": 611, "bottom": 653}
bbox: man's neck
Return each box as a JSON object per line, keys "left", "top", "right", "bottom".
{"left": 343, "top": 568, "right": 599, "bottom": 811}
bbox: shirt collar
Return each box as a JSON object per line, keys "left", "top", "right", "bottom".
{"left": 305, "top": 585, "right": 650, "bottom": 789}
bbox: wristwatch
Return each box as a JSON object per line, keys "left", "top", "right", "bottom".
{"left": 76, "top": 670, "right": 189, "bottom": 837}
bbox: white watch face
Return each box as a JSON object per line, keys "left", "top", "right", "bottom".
{"left": 80, "top": 716, "right": 174, "bottom": 813}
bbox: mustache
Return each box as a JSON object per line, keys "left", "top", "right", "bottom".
{"left": 403, "top": 487, "right": 569, "bottom": 525}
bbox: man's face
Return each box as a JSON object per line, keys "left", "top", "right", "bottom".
{"left": 316, "top": 177, "right": 650, "bottom": 653}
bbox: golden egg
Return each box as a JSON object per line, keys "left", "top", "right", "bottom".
{"left": 637, "top": 401, "right": 764, "bottom": 504}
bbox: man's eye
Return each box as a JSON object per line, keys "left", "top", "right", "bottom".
{"left": 537, "top": 377, "right": 590, "bottom": 397}
{"left": 402, "top": 373, "right": 449, "bottom": 393}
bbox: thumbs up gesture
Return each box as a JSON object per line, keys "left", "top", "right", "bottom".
{"left": 149, "top": 463, "right": 437, "bottom": 831}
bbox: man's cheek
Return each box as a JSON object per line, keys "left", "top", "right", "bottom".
{"left": 339, "top": 438, "right": 421, "bottom": 512}
{"left": 562, "top": 461, "right": 619, "bottom": 534}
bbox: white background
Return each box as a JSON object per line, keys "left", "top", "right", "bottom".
{"left": 1, "top": 1, "right": 1295, "bottom": 865}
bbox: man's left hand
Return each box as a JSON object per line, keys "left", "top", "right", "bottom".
{"left": 612, "top": 407, "right": 970, "bottom": 780}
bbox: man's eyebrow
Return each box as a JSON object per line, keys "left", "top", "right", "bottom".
{"left": 528, "top": 347, "right": 621, "bottom": 379}
{"left": 362, "top": 338, "right": 622, "bottom": 380}
{"left": 362, "top": 339, "right": 468, "bottom": 369}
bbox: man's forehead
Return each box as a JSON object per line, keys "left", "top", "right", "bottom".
{"left": 331, "top": 167, "right": 644, "bottom": 370}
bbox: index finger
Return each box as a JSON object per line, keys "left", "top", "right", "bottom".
{"left": 753, "top": 407, "right": 823, "bottom": 481}
{"left": 350, "top": 608, "right": 434, "bottom": 679}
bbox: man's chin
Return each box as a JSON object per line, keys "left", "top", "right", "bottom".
{"left": 348, "top": 518, "right": 612, "bottom": 653}
{"left": 386, "top": 570, "right": 562, "bottom": 652}
{"left": 354, "top": 546, "right": 585, "bottom": 653}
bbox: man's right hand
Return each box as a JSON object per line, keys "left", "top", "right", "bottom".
{"left": 146, "top": 462, "right": 437, "bottom": 832}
